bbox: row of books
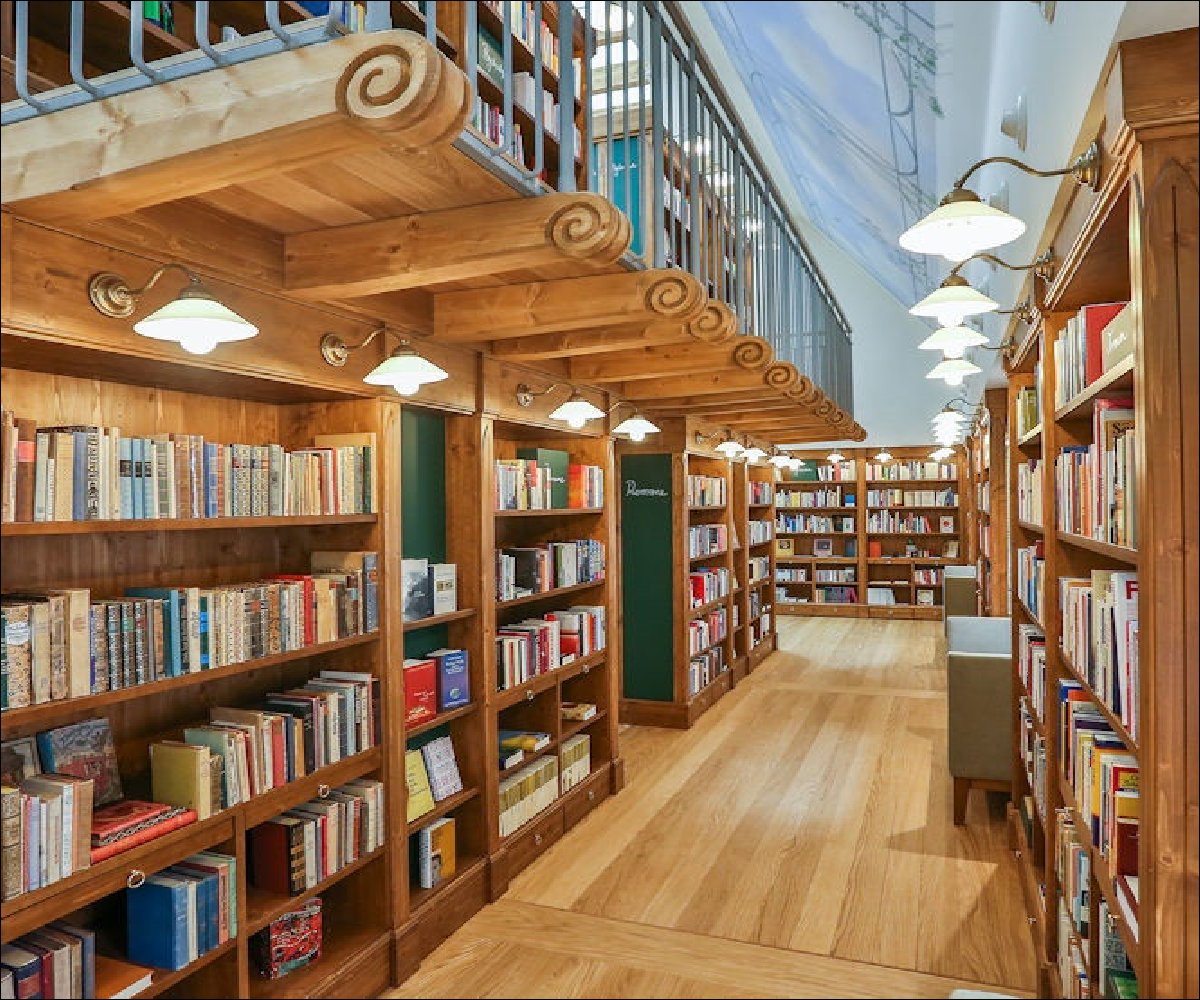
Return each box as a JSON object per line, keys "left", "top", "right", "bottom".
{"left": 814, "top": 567, "right": 855, "bottom": 583}
{"left": 1017, "top": 541, "right": 1046, "bottom": 621}
{"left": 248, "top": 779, "right": 385, "bottom": 896}
{"left": 687, "top": 523, "right": 727, "bottom": 558}
{"left": 1019, "top": 705, "right": 1047, "bottom": 824}
{"left": 156, "top": 675, "right": 379, "bottom": 817}
{"left": 1016, "top": 376, "right": 1042, "bottom": 438}
{"left": 775, "top": 487, "right": 853, "bottom": 508}
{"left": 1051, "top": 301, "right": 1132, "bottom": 407}
{"left": 687, "top": 608, "right": 727, "bottom": 655}
{"left": 788, "top": 462, "right": 854, "bottom": 482}
{"left": 976, "top": 480, "right": 990, "bottom": 515}
{"left": 1059, "top": 679, "right": 1139, "bottom": 886}
{"left": 481, "top": 1, "right": 563, "bottom": 72}
{"left": 405, "top": 736, "right": 464, "bottom": 823}
{"left": 687, "top": 645, "right": 725, "bottom": 696}
{"left": 494, "top": 455, "right": 604, "bottom": 511}
{"left": 509, "top": 74, "right": 569, "bottom": 140}
{"left": 775, "top": 567, "right": 807, "bottom": 583}
{"left": 402, "top": 649, "right": 470, "bottom": 726}
{"left": 495, "top": 606, "right": 606, "bottom": 690}
{"left": 495, "top": 539, "right": 605, "bottom": 602}
{"left": 400, "top": 558, "right": 457, "bottom": 621}
{"left": 1016, "top": 458, "right": 1044, "bottom": 525}
{"left": 0, "top": 415, "right": 376, "bottom": 523}
{"left": 498, "top": 729, "right": 550, "bottom": 772}
{"left": 0, "top": 551, "right": 377, "bottom": 710}
{"left": 865, "top": 512, "right": 955, "bottom": 534}
{"left": 559, "top": 734, "right": 592, "bottom": 794}
{"left": 748, "top": 556, "right": 770, "bottom": 584}
{"left": 686, "top": 474, "right": 726, "bottom": 507}
{"left": 748, "top": 481, "right": 773, "bottom": 505}
{"left": 0, "top": 921, "right": 150, "bottom": 1000}
{"left": 472, "top": 96, "right": 527, "bottom": 161}
{"left": 776, "top": 513, "right": 854, "bottom": 535}
{"left": 777, "top": 538, "right": 858, "bottom": 559}
{"left": 126, "top": 850, "right": 239, "bottom": 971}
{"left": 864, "top": 461, "right": 955, "bottom": 481}
{"left": 1, "top": 772, "right": 93, "bottom": 901}
{"left": 912, "top": 568, "right": 942, "bottom": 585}
{"left": 748, "top": 587, "right": 768, "bottom": 619}
{"left": 749, "top": 610, "right": 772, "bottom": 646}
{"left": 498, "top": 756, "right": 558, "bottom": 837}
{"left": 1017, "top": 623, "right": 1047, "bottom": 722}
{"left": 747, "top": 519, "right": 773, "bottom": 545}
{"left": 1054, "top": 398, "right": 1136, "bottom": 548}
{"left": 1055, "top": 814, "right": 1091, "bottom": 1000}
{"left": 688, "top": 567, "right": 729, "bottom": 608}
{"left": 813, "top": 586, "right": 858, "bottom": 605}
{"left": 1060, "top": 571, "right": 1139, "bottom": 739}
{"left": 865, "top": 488, "right": 957, "bottom": 508}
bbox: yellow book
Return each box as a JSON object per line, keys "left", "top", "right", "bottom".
{"left": 429, "top": 817, "right": 456, "bottom": 881}
{"left": 149, "top": 741, "right": 213, "bottom": 819}
{"left": 405, "top": 749, "right": 435, "bottom": 822}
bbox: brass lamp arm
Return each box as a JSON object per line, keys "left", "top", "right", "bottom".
{"left": 947, "top": 248, "right": 1055, "bottom": 282}
{"left": 952, "top": 140, "right": 1101, "bottom": 193}
{"left": 123, "top": 262, "right": 201, "bottom": 297}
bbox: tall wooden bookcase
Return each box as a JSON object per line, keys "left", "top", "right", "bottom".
{"left": 1000, "top": 28, "right": 1197, "bottom": 999}
{"left": 970, "top": 387, "right": 1009, "bottom": 616}
{"left": 732, "top": 460, "right": 779, "bottom": 676}
{"left": 775, "top": 446, "right": 966, "bottom": 621}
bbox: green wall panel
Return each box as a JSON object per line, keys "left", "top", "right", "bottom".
{"left": 620, "top": 453, "right": 675, "bottom": 702}
{"left": 401, "top": 409, "right": 447, "bottom": 660}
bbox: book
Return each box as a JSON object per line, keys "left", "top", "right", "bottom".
{"left": 419, "top": 736, "right": 463, "bottom": 802}
{"left": 416, "top": 817, "right": 456, "bottom": 889}
{"left": 516, "top": 448, "right": 569, "bottom": 508}
{"left": 1101, "top": 302, "right": 1135, "bottom": 373}
{"left": 249, "top": 816, "right": 307, "bottom": 896}
{"left": 404, "top": 749, "right": 435, "bottom": 822}
{"left": 401, "top": 558, "right": 432, "bottom": 621}
{"left": 813, "top": 538, "right": 833, "bottom": 558}
{"left": 402, "top": 657, "right": 438, "bottom": 725}
{"left": 90, "top": 800, "right": 196, "bottom": 863}
{"left": 499, "top": 730, "right": 551, "bottom": 753}
{"left": 561, "top": 701, "right": 597, "bottom": 721}
{"left": 428, "top": 563, "right": 457, "bottom": 615}
{"left": 0, "top": 738, "right": 40, "bottom": 786}
{"left": 35, "top": 718, "right": 123, "bottom": 806}
{"left": 150, "top": 741, "right": 215, "bottom": 820}
{"left": 430, "top": 648, "right": 469, "bottom": 711}
{"left": 126, "top": 873, "right": 196, "bottom": 971}
{"left": 93, "top": 956, "right": 153, "bottom": 1000}
{"left": 250, "top": 898, "right": 322, "bottom": 980}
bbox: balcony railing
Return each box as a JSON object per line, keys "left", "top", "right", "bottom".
{"left": 1, "top": 0, "right": 853, "bottom": 414}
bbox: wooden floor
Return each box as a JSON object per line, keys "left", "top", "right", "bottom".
{"left": 386, "top": 618, "right": 1037, "bottom": 999}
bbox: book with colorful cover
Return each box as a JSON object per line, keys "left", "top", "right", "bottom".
{"left": 404, "top": 750, "right": 435, "bottom": 822}
{"left": 250, "top": 897, "right": 322, "bottom": 980}
{"left": 35, "top": 718, "right": 123, "bottom": 806}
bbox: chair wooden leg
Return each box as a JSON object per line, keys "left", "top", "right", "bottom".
{"left": 953, "top": 776, "right": 970, "bottom": 825}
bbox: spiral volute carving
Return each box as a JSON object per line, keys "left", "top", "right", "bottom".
{"left": 644, "top": 272, "right": 705, "bottom": 319}
{"left": 546, "top": 194, "right": 631, "bottom": 263}
{"left": 731, "top": 336, "right": 772, "bottom": 370}
{"left": 814, "top": 398, "right": 836, "bottom": 419}
{"left": 687, "top": 301, "right": 736, "bottom": 343}
{"left": 763, "top": 362, "right": 799, "bottom": 390}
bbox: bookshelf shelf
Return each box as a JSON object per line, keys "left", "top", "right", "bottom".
{"left": 402, "top": 607, "right": 478, "bottom": 632}
{"left": 688, "top": 595, "right": 730, "bottom": 618}
{"left": 407, "top": 855, "right": 488, "bottom": 919}
{"left": 242, "top": 748, "right": 383, "bottom": 829}
{"left": 685, "top": 667, "right": 730, "bottom": 705}
{"left": 774, "top": 504, "right": 857, "bottom": 512}
{"left": 0, "top": 632, "right": 379, "bottom": 730}
{"left": 687, "top": 503, "right": 727, "bottom": 512}
{"left": 1015, "top": 595, "right": 1044, "bottom": 630}
{"left": 405, "top": 701, "right": 480, "bottom": 740}
{"left": 1017, "top": 424, "right": 1043, "bottom": 447}
{"left": 1053, "top": 355, "right": 1136, "bottom": 423}
{"left": 561, "top": 709, "right": 608, "bottom": 744}
{"left": 139, "top": 937, "right": 239, "bottom": 1000}
{"left": 749, "top": 578, "right": 770, "bottom": 589}
{"left": 748, "top": 502, "right": 772, "bottom": 509}
{"left": 749, "top": 539, "right": 773, "bottom": 549}
{"left": 494, "top": 578, "right": 604, "bottom": 610}
{"left": 688, "top": 549, "right": 728, "bottom": 564}
{"left": 0, "top": 513, "right": 378, "bottom": 536}
{"left": 493, "top": 650, "right": 606, "bottom": 710}
{"left": 244, "top": 845, "right": 387, "bottom": 936}
{"left": 1058, "top": 646, "right": 1138, "bottom": 753}
{"left": 1055, "top": 530, "right": 1137, "bottom": 564}
{"left": 1016, "top": 518, "right": 1044, "bottom": 533}
{"left": 865, "top": 477, "right": 958, "bottom": 484}
{"left": 494, "top": 506, "right": 604, "bottom": 518}
{"left": 868, "top": 531, "right": 958, "bottom": 537}
{"left": 248, "top": 924, "right": 389, "bottom": 1000}
{"left": 406, "top": 786, "right": 481, "bottom": 836}
{"left": 865, "top": 505, "right": 958, "bottom": 511}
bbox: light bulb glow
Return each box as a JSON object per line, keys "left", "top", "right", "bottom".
{"left": 926, "top": 357, "right": 981, "bottom": 386}
{"left": 743, "top": 446, "right": 767, "bottom": 462}
{"left": 874, "top": 451, "right": 893, "bottom": 462}
{"left": 715, "top": 438, "right": 744, "bottom": 457}
{"left": 362, "top": 344, "right": 449, "bottom": 394}
{"left": 628, "top": 430, "right": 646, "bottom": 443}
{"left": 177, "top": 331, "right": 220, "bottom": 355}
{"left": 612, "top": 414, "right": 661, "bottom": 440}
{"left": 827, "top": 451, "right": 845, "bottom": 463}
{"left": 548, "top": 393, "right": 606, "bottom": 427}
{"left": 918, "top": 325, "right": 991, "bottom": 355}
{"left": 133, "top": 283, "right": 258, "bottom": 353}
{"left": 786, "top": 457, "right": 803, "bottom": 471}
{"left": 899, "top": 191, "right": 1027, "bottom": 261}
{"left": 910, "top": 280, "right": 998, "bottom": 327}
{"left": 769, "top": 454, "right": 791, "bottom": 468}
{"left": 930, "top": 447, "right": 954, "bottom": 460}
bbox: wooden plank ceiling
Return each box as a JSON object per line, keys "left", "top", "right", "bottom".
{"left": 0, "top": 27, "right": 863, "bottom": 446}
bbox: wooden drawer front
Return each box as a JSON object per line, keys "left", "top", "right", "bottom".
{"left": 314, "top": 932, "right": 391, "bottom": 998}
{"left": 498, "top": 808, "right": 564, "bottom": 887}
{"left": 689, "top": 672, "right": 730, "bottom": 722}
{"left": 564, "top": 765, "right": 611, "bottom": 832}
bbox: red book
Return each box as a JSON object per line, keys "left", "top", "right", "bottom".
{"left": 402, "top": 658, "right": 437, "bottom": 725}
{"left": 567, "top": 465, "right": 583, "bottom": 508}
{"left": 867, "top": 540, "right": 882, "bottom": 558}
{"left": 1080, "top": 302, "right": 1126, "bottom": 385}
{"left": 249, "top": 817, "right": 305, "bottom": 895}
{"left": 272, "top": 575, "right": 316, "bottom": 646}
{"left": 89, "top": 805, "right": 197, "bottom": 863}
{"left": 270, "top": 715, "right": 287, "bottom": 787}
{"left": 13, "top": 417, "right": 36, "bottom": 523}
{"left": 90, "top": 799, "right": 173, "bottom": 843}
{"left": 1114, "top": 818, "right": 1139, "bottom": 877}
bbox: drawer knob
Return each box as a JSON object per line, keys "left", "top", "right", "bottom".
{"left": 1014, "top": 849, "right": 1022, "bottom": 860}
{"left": 587, "top": 790, "right": 595, "bottom": 801}
{"left": 526, "top": 690, "right": 535, "bottom": 702}
{"left": 318, "top": 783, "right": 331, "bottom": 799}
{"left": 127, "top": 869, "right": 146, "bottom": 889}
{"left": 1027, "top": 916, "right": 1037, "bottom": 926}
{"left": 533, "top": 833, "right": 543, "bottom": 846}
{"left": 582, "top": 664, "right": 590, "bottom": 675}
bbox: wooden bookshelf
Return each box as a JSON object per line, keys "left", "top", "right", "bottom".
{"left": 998, "top": 28, "right": 1197, "bottom": 999}
{"left": 737, "top": 459, "right": 776, "bottom": 671}
{"left": 966, "top": 388, "right": 1008, "bottom": 615}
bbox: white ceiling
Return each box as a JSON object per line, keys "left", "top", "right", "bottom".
{"left": 679, "top": 0, "right": 1199, "bottom": 448}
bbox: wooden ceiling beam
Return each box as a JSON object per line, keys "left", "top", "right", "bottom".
{"left": 284, "top": 192, "right": 630, "bottom": 298}
{"left": 2, "top": 31, "right": 471, "bottom": 226}
{"left": 620, "top": 361, "right": 801, "bottom": 401}
{"left": 635, "top": 392, "right": 795, "bottom": 412}
{"left": 434, "top": 269, "right": 707, "bottom": 342}
{"left": 569, "top": 335, "right": 772, "bottom": 384}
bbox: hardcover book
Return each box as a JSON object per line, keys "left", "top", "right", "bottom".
{"left": 400, "top": 558, "right": 432, "bottom": 621}
{"left": 36, "top": 719, "right": 123, "bottom": 806}
{"left": 419, "top": 736, "right": 463, "bottom": 802}
{"left": 429, "top": 648, "right": 469, "bottom": 710}
{"left": 516, "top": 448, "right": 569, "bottom": 508}
{"left": 402, "top": 658, "right": 438, "bottom": 725}
{"left": 404, "top": 750, "right": 435, "bottom": 822}
{"left": 250, "top": 898, "right": 322, "bottom": 980}
{"left": 428, "top": 563, "right": 457, "bottom": 615}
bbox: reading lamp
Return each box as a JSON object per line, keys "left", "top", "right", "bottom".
{"left": 607, "top": 401, "right": 661, "bottom": 442}
{"left": 320, "top": 328, "right": 448, "bottom": 396}
{"left": 899, "top": 142, "right": 1101, "bottom": 261}
{"left": 909, "top": 249, "right": 1054, "bottom": 327}
{"left": 874, "top": 450, "right": 893, "bottom": 463}
{"left": 516, "top": 383, "right": 605, "bottom": 428}
{"left": 694, "top": 430, "right": 744, "bottom": 457}
{"left": 88, "top": 264, "right": 258, "bottom": 355}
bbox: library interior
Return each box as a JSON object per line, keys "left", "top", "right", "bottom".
{"left": 0, "top": 2, "right": 1196, "bottom": 998}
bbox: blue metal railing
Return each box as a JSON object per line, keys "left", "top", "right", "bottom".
{"left": 1, "top": 0, "right": 853, "bottom": 413}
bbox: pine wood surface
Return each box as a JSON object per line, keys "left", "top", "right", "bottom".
{"left": 385, "top": 618, "right": 1037, "bottom": 998}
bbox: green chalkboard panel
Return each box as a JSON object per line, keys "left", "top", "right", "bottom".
{"left": 401, "top": 410, "right": 447, "bottom": 660}
{"left": 620, "top": 453, "right": 675, "bottom": 702}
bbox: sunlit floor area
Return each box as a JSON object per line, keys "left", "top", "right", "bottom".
{"left": 386, "top": 617, "right": 1037, "bottom": 999}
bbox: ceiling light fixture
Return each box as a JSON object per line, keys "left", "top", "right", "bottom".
{"left": 320, "top": 327, "right": 448, "bottom": 396}
{"left": 514, "top": 383, "right": 606, "bottom": 428}
{"left": 874, "top": 450, "right": 893, "bottom": 463}
{"left": 909, "top": 249, "right": 1053, "bottom": 327}
{"left": 769, "top": 451, "right": 792, "bottom": 468}
{"left": 899, "top": 142, "right": 1100, "bottom": 261}
{"left": 695, "top": 429, "right": 744, "bottom": 457}
{"left": 89, "top": 264, "right": 258, "bottom": 355}
{"left": 918, "top": 325, "right": 991, "bottom": 358}
{"left": 926, "top": 357, "right": 982, "bottom": 387}
{"left": 930, "top": 446, "right": 954, "bottom": 461}
{"left": 608, "top": 401, "right": 661, "bottom": 442}
{"left": 743, "top": 445, "right": 767, "bottom": 462}
{"left": 827, "top": 451, "right": 846, "bottom": 464}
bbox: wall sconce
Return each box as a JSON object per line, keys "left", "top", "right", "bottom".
{"left": 918, "top": 325, "right": 991, "bottom": 358}
{"left": 743, "top": 445, "right": 767, "bottom": 463}
{"left": 320, "top": 328, "right": 448, "bottom": 396}
{"left": 930, "top": 446, "right": 955, "bottom": 461}
{"left": 608, "top": 401, "right": 661, "bottom": 442}
{"left": 874, "top": 450, "right": 893, "bottom": 463}
{"left": 88, "top": 264, "right": 258, "bottom": 355}
{"left": 516, "top": 383, "right": 605, "bottom": 428}
{"left": 827, "top": 451, "right": 846, "bottom": 464}
{"left": 768, "top": 450, "right": 792, "bottom": 469}
{"left": 899, "top": 142, "right": 1100, "bottom": 261}
{"left": 909, "top": 249, "right": 1054, "bottom": 326}
{"left": 926, "top": 357, "right": 981, "bottom": 387}
{"left": 695, "top": 429, "right": 744, "bottom": 457}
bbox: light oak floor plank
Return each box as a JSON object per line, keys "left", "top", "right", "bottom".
{"left": 385, "top": 618, "right": 1037, "bottom": 998}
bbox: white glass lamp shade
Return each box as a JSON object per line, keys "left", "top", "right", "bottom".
{"left": 909, "top": 277, "right": 998, "bottom": 327}
{"left": 769, "top": 453, "right": 792, "bottom": 468}
{"left": 931, "top": 410, "right": 966, "bottom": 431}
{"left": 874, "top": 451, "right": 893, "bottom": 462}
{"left": 362, "top": 345, "right": 449, "bottom": 397}
{"left": 898, "top": 190, "right": 1027, "bottom": 262}
{"left": 786, "top": 457, "right": 804, "bottom": 471}
{"left": 549, "top": 393, "right": 607, "bottom": 429}
{"left": 612, "top": 413, "right": 661, "bottom": 443}
{"left": 743, "top": 446, "right": 767, "bottom": 462}
{"left": 827, "top": 451, "right": 846, "bottom": 463}
{"left": 917, "top": 325, "right": 990, "bottom": 358}
{"left": 926, "top": 357, "right": 981, "bottom": 387}
{"left": 930, "top": 447, "right": 954, "bottom": 460}
{"left": 715, "top": 437, "right": 744, "bottom": 457}
{"left": 133, "top": 285, "right": 258, "bottom": 355}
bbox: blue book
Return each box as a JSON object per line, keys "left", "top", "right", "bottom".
{"left": 127, "top": 874, "right": 193, "bottom": 970}
{"left": 167, "top": 867, "right": 217, "bottom": 955}
{"left": 432, "top": 649, "right": 470, "bottom": 710}
{"left": 204, "top": 443, "right": 218, "bottom": 518}
{"left": 118, "top": 437, "right": 134, "bottom": 519}
{"left": 198, "top": 593, "right": 210, "bottom": 671}
{"left": 71, "top": 431, "right": 88, "bottom": 521}
{"left": 125, "top": 588, "right": 183, "bottom": 677}
{"left": 140, "top": 438, "right": 156, "bottom": 521}
{"left": 131, "top": 438, "right": 144, "bottom": 520}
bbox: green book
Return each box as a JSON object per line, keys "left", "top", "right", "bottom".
{"left": 1106, "top": 970, "right": 1138, "bottom": 998}
{"left": 517, "top": 448, "right": 570, "bottom": 509}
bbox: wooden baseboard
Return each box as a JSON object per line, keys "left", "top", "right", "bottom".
{"left": 777, "top": 603, "right": 867, "bottom": 618}
{"left": 620, "top": 697, "right": 691, "bottom": 728}
{"left": 393, "top": 859, "right": 490, "bottom": 984}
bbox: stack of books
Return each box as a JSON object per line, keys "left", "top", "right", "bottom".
{"left": 1051, "top": 301, "right": 1130, "bottom": 405}
{"left": 560, "top": 734, "right": 591, "bottom": 793}
{"left": 495, "top": 539, "right": 605, "bottom": 601}
{"left": 1016, "top": 458, "right": 1044, "bottom": 524}
{"left": 1053, "top": 398, "right": 1136, "bottom": 547}
{"left": 687, "top": 567, "right": 729, "bottom": 607}
{"left": 0, "top": 773, "right": 94, "bottom": 899}
{"left": 498, "top": 757, "right": 558, "bottom": 837}
{"left": 687, "top": 523, "right": 727, "bottom": 557}
{"left": 686, "top": 475, "right": 726, "bottom": 507}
